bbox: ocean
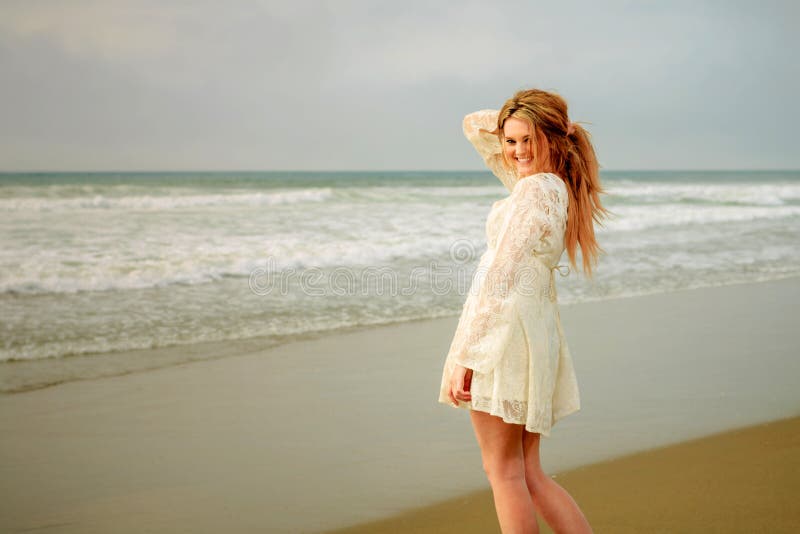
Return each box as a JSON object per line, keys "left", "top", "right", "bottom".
{"left": 2, "top": 170, "right": 799, "bottom": 393}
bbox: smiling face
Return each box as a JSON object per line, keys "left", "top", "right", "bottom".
{"left": 502, "top": 116, "right": 550, "bottom": 178}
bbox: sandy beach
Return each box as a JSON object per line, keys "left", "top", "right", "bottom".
{"left": 1, "top": 276, "right": 799, "bottom": 533}
{"left": 327, "top": 415, "right": 800, "bottom": 533}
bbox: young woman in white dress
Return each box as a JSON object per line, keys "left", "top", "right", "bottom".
{"left": 439, "top": 88, "right": 609, "bottom": 533}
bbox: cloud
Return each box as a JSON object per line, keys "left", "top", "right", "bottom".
{"left": 0, "top": 1, "right": 180, "bottom": 61}
{"left": 0, "top": 1, "right": 332, "bottom": 90}
{"left": 317, "top": 3, "right": 543, "bottom": 88}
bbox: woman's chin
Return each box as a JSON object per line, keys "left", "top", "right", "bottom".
{"left": 516, "top": 166, "right": 536, "bottom": 177}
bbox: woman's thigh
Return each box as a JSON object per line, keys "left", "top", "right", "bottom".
{"left": 470, "top": 410, "right": 527, "bottom": 478}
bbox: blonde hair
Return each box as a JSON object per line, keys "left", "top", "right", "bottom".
{"left": 491, "top": 88, "right": 611, "bottom": 278}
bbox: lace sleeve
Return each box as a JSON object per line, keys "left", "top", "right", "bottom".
{"left": 448, "top": 176, "right": 562, "bottom": 374}
{"left": 463, "top": 110, "right": 517, "bottom": 192}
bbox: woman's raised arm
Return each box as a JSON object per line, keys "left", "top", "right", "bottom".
{"left": 462, "top": 110, "right": 517, "bottom": 192}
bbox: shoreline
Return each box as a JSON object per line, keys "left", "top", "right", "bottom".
{"left": 1, "top": 276, "right": 798, "bottom": 532}
{"left": 325, "top": 414, "right": 800, "bottom": 533}
{"left": 4, "top": 273, "right": 799, "bottom": 396}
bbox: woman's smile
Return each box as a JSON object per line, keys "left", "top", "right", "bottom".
{"left": 515, "top": 155, "right": 533, "bottom": 169}
{"left": 503, "top": 116, "right": 538, "bottom": 176}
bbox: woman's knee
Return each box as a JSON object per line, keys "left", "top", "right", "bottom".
{"left": 524, "top": 465, "right": 549, "bottom": 494}
{"left": 470, "top": 411, "right": 527, "bottom": 484}
{"left": 482, "top": 454, "right": 526, "bottom": 485}
{"left": 522, "top": 431, "right": 547, "bottom": 492}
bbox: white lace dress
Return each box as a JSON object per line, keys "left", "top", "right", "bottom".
{"left": 437, "top": 110, "right": 581, "bottom": 437}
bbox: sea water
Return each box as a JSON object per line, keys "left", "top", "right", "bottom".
{"left": 2, "top": 170, "right": 799, "bottom": 392}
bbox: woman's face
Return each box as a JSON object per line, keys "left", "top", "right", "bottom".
{"left": 502, "top": 116, "right": 548, "bottom": 177}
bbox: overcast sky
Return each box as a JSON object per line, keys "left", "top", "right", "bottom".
{"left": 0, "top": 0, "right": 797, "bottom": 172}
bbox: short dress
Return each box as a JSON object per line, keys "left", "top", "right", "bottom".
{"left": 437, "top": 110, "right": 581, "bottom": 437}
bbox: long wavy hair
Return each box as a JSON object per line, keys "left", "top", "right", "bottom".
{"left": 491, "top": 88, "right": 611, "bottom": 278}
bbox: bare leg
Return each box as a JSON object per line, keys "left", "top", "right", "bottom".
{"left": 470, "top": 410, "right": 539, "bottom": 534}
{"left": 522, "top": 431, "right": 592, "bottom": 534}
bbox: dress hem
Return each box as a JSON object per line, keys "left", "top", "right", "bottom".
{"left": 437, "top": 397, "right": 580, "bottom": 438}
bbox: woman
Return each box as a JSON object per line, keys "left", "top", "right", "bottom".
{"left": 438, "top": 88, "right": 608, "bottom": 533}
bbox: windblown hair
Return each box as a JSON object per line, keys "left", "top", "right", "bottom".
{"left": 492, "top": 88, "right": 611, "bottom": 278}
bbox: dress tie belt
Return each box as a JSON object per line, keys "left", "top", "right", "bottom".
{"left": 548, "top": 264, "right": 570, "bottom": 303}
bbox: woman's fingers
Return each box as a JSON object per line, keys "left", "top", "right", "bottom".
{"left": 449, "top": 365, "right": 472, "bottom": 405}
{"left": 448, "top": 383, "right": 458, "bottom": 406}
{"left": 448, "top": 375, "right": 459, "bottom": 406}
{"left": 447, "top": 370, "right": 459, "bottom": 405}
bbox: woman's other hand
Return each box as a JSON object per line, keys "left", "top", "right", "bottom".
{"left": 448, "top": 364, "right": 473, "bottom": 406}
